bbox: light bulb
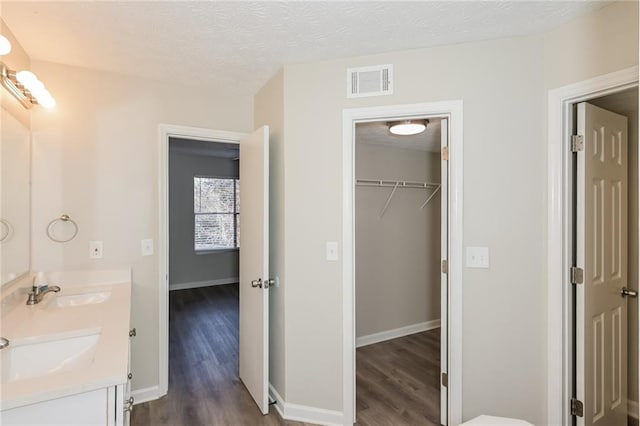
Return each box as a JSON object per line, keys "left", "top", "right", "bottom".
{"left": 0, "top": 35, "right": 11, "bottom": 55}
{"left": 16, "top": 70, "right": 38, "bottom": 87}
{"left": 28, "top": 80, "right": 46, "bottom": 97}
{"left": 36, "top": 92, "right": 56, "bottom": 109}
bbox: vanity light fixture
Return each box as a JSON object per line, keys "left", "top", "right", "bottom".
{"left": 387, "top": 119, "right": 429, "bottom": 136}
{"left": 0, "top": 62, "right": 56, "bottom": 109}
{"left": 0, "top": 35, "right": 11, "bottom": 56}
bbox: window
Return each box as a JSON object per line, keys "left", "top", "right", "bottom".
{"left": 194, "top": 176, "right": 239, "bottom": 251}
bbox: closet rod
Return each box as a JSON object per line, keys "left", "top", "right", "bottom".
{"left": 355, "top": 178, "right": 439, "bottom": 189}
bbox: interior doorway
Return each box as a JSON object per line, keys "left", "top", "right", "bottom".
{"left": 546, "top": 66, "right": 639, "bottom": 426}
{"left": 144, "top": 124, "right": 272, "bottom": 422}
{"left": 570, "top": 88, "right": 638, "bottom": 426}
{"left": 354, "top": 117, "right": 444, "bottom": 425}
{"left": 343, "top": 101, "right": 464, "bottom": 425}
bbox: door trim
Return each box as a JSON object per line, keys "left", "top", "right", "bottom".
{"left": 546, "top": 66, "right": 638, "bottom": 426}
{"left": 342, "top": 100, "right": 464, "bottom": 425}
{"left": 157, "top": 124, "right": 247, "bottom": 397}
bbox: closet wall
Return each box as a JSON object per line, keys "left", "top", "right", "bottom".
{"left": 355, "top": 141, "right": 441, "bottom": 341}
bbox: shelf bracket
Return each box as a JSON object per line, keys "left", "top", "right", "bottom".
{"left": 420, "top": 185, "right": 441, "bottom": 210}
{"left": 378, "top": 182, "right": 400, "bottom": 219}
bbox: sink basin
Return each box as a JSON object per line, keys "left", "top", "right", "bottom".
{"left": 1, "top": 330, "right": 101, "bottom": 383}
{"left": 52, "top": 289, "right": 111, "bottom": 308}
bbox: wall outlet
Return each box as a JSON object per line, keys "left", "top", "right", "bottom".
{"left": 466, "top": 246, "right": 489, "bottom": 268}
{"left": 89, "top": 241, "right": 103, "bottom": 259}
{"left": 326, "top": 241, "right": 339, "bottom": 261}
{"left": 141, "top": 238, "right": 154, "bottom": 256}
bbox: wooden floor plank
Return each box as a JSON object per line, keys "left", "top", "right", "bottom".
{"left": 132, "top": 285, "right": 440, "bottom": 426}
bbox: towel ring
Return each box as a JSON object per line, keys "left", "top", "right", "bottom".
{"left": 46, "top": 214, "right": 78, "bottom": 243}
{"left": 0, "top": 219, "right": 12, "bottom": 243}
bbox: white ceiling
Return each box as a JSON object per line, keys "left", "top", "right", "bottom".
{"left": 2, "top": 1, "right": 607, "bottom": 96}
{"left": 356, "top": 119, "right": 442, "bottom": 153}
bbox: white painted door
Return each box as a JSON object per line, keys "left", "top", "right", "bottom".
{"left": 576, "top": 103, "right": 628, "bottom": 426}
{"left": 440, "top": 118, "right": 449, "bottom": 426}
{"left": 239, "top": 126, "right": 270, "bottom": 414}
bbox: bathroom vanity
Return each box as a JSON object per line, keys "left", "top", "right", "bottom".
{"left": 0, "top": 269, "right": 133, "bottom": 426}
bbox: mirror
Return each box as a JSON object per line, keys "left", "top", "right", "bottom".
{"left": 1, "top": 107, "right": 30, "bottom": 285}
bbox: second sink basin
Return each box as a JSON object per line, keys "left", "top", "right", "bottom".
{"left": 1, "top": 330, "right": 101, "bottom": 383}
{"left": 52, "top": 289, "right": 112, "bottom": 308}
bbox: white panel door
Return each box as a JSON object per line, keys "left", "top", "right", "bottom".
{"left": 239, "top": 125, "right": 270, "bottom": 414}
{"left": 440, "top": 118, "right": 449, "bottom": 426}
{"left": 576, "top": 102, "right": 628, "bottom": 426}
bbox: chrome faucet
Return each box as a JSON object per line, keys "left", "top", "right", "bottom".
{"left": 26, "top": 278, "right": 61, "bottom": 305}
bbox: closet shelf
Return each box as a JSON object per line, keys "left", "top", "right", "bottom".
{"left": 355, "top": 178, "right": 439, "bottom": 189}
{"left": 355, "top": 178, "right": 441, "bottom": 218}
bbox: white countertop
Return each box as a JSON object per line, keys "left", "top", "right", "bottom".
{"left": 0, "top": 270, "right": 132, "bottom": 411}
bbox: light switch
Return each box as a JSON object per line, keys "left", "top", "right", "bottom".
{"left": 89, "top": 241, "right": 103, "bottom": 259}
{"left": 326, "top": 241, "right": 339, "bottom": 261}
{"left": 141, "top": 239, "right": 154, "bottom": 256}
{"left": 466, "top": 246, "right": 489, "bottom": 268}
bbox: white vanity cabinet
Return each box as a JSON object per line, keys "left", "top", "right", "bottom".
{"left": 1, "top": 382, "right": 130, "bottom": 426}
{"left": 0, "top": 271, "right": 134, "bottom": 426}
{"left": 1, "top": 335, "right": 133, "bottom": 426}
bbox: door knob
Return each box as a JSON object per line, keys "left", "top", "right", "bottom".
{"left": 251, "top": 279, "right": 263, "bottom": 288}
{"left": 621, "top": 287, "right": 637, "bottom": 298}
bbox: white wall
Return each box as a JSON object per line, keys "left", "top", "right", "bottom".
{"left": 282, "top": 34, "right": 547, "bottom": 423}
{"left": 269, "top": 2, "right": 637, "bottom": 423}
{"left": 168, "top": 149, "right": 239, "bottom": 287}
{"left": 29, "top": 60, "right": 253, "bottom": 393}
{"left": 355, "top": 143, "right": 440, "bottom": 338}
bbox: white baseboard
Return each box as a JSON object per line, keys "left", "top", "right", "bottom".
{"left": 132, "top": 385, "right": 161, "bottom": 405}
{"left": 269, "top": 384, "right": 286, "bottom": 418}
{"left": 356, "top": 319, "right": 441, "bottom": 348}
{"left": 169, "top": 277, "right": 238, "bottom": 291}
{"left": 269, "top": 383, "right": 345, "bottom": 426}
{"left": 629, "top": 400, "right": 639, "bottom": 419}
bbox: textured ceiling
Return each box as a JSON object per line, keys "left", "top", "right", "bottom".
{"left": 2, "top": 1, "right": 607, "bottom": 96}
{"left": 356, "top": 119, "right": 442, "bottom": 153}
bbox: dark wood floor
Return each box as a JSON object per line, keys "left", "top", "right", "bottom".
{"left": 132, "top": 284, "right": 309, "bottom": 426}
{"left": 132, "top": 284, "right": 440, "bottom": 426}
{"left": 356, "top": 329, "right": 441, "bottom": 426}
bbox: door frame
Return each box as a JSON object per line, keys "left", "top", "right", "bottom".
{"left": 157, "top": 124, "right": 247, "bottom": 397}
{"left": 546, "top": 66, "right": 639, "bottom": 426}
{"left": 342, "top": 100, "right": 464, "bottom": 425}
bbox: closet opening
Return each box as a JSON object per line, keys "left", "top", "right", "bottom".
{"left": 354, "top": 116, "right": 446, "bottom": 425}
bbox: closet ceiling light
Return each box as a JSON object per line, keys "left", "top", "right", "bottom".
{"left": 387, "top": 119, "right": 429, "bottom": 136}
{"left": 0, "top": 35, "right": 11, "bottom": 56}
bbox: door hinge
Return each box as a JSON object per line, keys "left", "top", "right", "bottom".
{"left": 571, "top": 135, "right": 584, "bottom": 152}
{"left": 441, "top": 372, "right": 448, "bottom": 387}
{"left": 442, "top": 146, "right": 449, "bottom": 161}
{"left": 570, "top": 398, "right": 584, "bottom": 417}
{"left": 441, "top": 259, "right": 448, "bottom": 274}
{"left": 570, "top": 267, "right": 584, "bottom": 285}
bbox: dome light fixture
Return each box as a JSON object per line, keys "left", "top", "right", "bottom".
{"left": 387, "top": 119, "right": 429, "bottom": 136}
{"left": 0, "top": 35, "right": 11, "bottom": 56}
